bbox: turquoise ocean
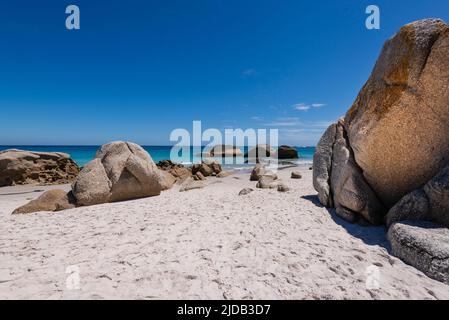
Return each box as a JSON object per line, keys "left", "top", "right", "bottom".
{"left": 0, "top": 146, "right": 315, "bottom": 170}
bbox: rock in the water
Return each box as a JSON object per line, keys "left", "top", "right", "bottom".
{"left": 277, "top": 183, "right": 290, "bottom": 192}
{"left": 204, "top": 145, "right": 243, "bottom": 158}
{"left": 345, "top": 19, "right": 449, "bottom": 208}
{"left": 157, "top": 160, "right": 192, "bottom": 182}
{"left": 0, "top": 149, "right": 80, "bottom": 187}
{"left": 250, "top": 164, "right": 266, "bottom": 181}
{"left": 239, "top": 188, "right": 254, "bottom": 196}
{"left": 245, "top": 144, "right": 274, "bottom": 162}
{"left": 12, "top": 189, "right": 76, "bottom": 214}
{"left": 275, "top": 145, "right": 299, "bottom": 159}
{"left": 386, "top": 165, "right": 449, "bottom": 228}
{"left": 72, "top": 141, "right": 163, "bottom": 206}
{"left": 291, "top": 171, "right": 302, "bottom": 179}
{"left": 388, "top": 221, "right": 449, "bottom": 285}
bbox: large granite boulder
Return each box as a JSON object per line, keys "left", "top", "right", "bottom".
{"left": 12, "top": 189, "right": 76, "bottom": 214}
{"left": 72, "top": 141, "right": 163, "bottom": 206}
{"left": 275, "top": 145, "right": 298, "bottom": 159}
{"left": 388, "top": 221, "right": 449, "bottom": 285}
{"left": 313, "top": 19, "right": 449, "bottom": 225}
{"left": 386, "top": 165, "right": 449, "bottom": 228}
{"left": 345, "top": 19, "right": 449, "bottom": 208}
{"left": 0, "top": 149, "right": 80, "bottom": 187}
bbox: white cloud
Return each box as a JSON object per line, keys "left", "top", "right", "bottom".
{"left": 251, "top": 116, "right": 264, "bottom": 121}
{"left": 293, "top": 102, "right": 327, "bottom": 111}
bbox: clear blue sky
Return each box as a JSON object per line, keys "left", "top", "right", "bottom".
{"left": 1, "top": 0, "right": 448, "bottom": 146}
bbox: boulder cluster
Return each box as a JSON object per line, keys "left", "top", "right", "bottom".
{"left": 0, "top": 149, "right": 80, "bottom": 187}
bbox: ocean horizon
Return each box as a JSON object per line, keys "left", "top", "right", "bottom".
{"left": 0, "top": 145, "right": 316, "bottom": 168}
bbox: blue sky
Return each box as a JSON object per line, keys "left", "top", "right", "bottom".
{"left": 1, "top": 0, "right": 448, "bottom": 146}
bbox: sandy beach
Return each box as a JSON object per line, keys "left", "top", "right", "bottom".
{"left": 1, "top": 166, "right": 448, "bottom": 300}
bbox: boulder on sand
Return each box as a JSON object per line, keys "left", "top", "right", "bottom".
{"left": 388, "top": 221, "right": 449, "bottom": 285}
{"left": 291, "top": 171, "right": 302, "bottom": 179}
{"left": 313, "top": 19, "right": 449, "bottom": 224}
{"left": 72, "top": 141, "right": 163, "bottom": 206}
{"left": 345, "top": 19, "right": 449, "bottom": 208}
{"left": 0, "top": 149, "right": 80, "bottom": 187}
{"left": 275, "top": 145, "right": 298, "bottom": 159}
{"left": 250, "top": 164, "right": 266, "bottom": 181}
{"left": 12, "top": 189, "right": 76, "bottom": 214}
{"left": 158, "top": 169, "right": 176, "bottom": 191}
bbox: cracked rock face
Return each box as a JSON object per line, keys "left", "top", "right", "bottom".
{"left": 72, "top": 141, "right": 163, "bottom": 206}
{"left": 345, "top": 19, "right": 449, "bottom": 208}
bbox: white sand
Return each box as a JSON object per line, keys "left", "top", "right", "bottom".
{"left": 1, "top": 167, "right": 448, "bottom": 300}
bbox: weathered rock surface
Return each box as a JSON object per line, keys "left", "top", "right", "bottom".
{"left": 313, "top": 19, "right": 449, "bottom": 226}
{"left": 12, "top": 189, "right": 76, "bottom": 214}
{"left": 313, "top": 120, "right": 385, "bottom": 224}
{"left": 0, "top": 149, "right": 80, "bottom": 187}
{"left": 158, "top": 169, "right": 176, "bottom": 191}
{"left": 275, "top": 145, "right": 299, "bottom": 159}
{"left": 386, "top": 165, "right": 449, "bottom": 228}
{"left": 72, "top": 141, "right": 163, "bottom": 206}
{"left": 388, "top": 221, "right": 449, "bottom": 285}
{"left": 345, "top": 19, "right": 449, "bottom": 208}
{"left": 250, "top": 164, "right": 266, "bottom": 181}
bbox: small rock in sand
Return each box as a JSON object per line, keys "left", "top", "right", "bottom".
{"left": 291, "top": 171, "right": 302, "bottom": 179}
{"left": 277, "top": 184, "right": 290, "bottom": 192}
{"left": 239, "top": 188, "right": 254, "bottom": 196}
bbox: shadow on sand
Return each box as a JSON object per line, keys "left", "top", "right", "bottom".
{"left": 301, "top": 194, "right": 390, "bottom": 250}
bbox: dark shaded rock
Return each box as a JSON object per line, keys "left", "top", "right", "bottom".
{"left": 388, "top": 221, "right": 449, "bottom": 285}
{"left": 291, "top": 171, "right": 302, "bottom": 179}
{"left": 275, "top": 145, "right": 299, "bottom": 159}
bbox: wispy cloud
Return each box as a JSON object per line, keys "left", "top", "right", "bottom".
{"left": 292, "top": 102, "right": 327, "bottom": 111}
{"left": 241, "top": 68, "right": 257, "bottom": 77}
{"left": 264, "top": 117, "right": 301, "bottom": 127}
{"left": 251, "top": 116, "right": 264, "bottom": 121}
